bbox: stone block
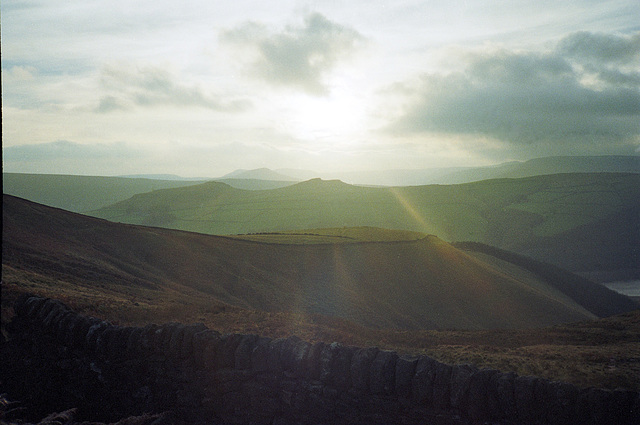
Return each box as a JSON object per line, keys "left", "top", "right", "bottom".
{"left": 515, "top": 375, "right": 544, "bottom": 424}
{"left": 432, "top": 361, "right": 452, "bottom": 410}
{"left": 96, "top": 325, "right": 117, "bottom": 357}
{"left": 36, "top": 299, "right": 59, "bottom": 323}
{"left": 138, "top": 324, "right": 159, "bottom": 353}
{"left": 42, "top": 302, "right": 70, "bottom": 332}
{"left": 167, "top": 324, "right": 188, "bottom": 359}
{"left": 305, "top": 342, "right": 326, "bottom": 380}
{"left": 108, "top": 326, "right": 132, "bottom": 358}
{"left": 250, "top": 337, "right": 272, "bottom": 372}
{"left": 584, "top": 388, "right": 640, "bottom": 425}
{"left": 350, "top": 347, "right": 378, "bottom": 393}
{"left": 125, "top": 327, "right": 144, "bottom": 356}
{"left": 449, "top": 363, "right": 477, "bottom": 410}
{"left": 181, "top": 323, "right": 207, "bottom": 361}
{"left": 192, "top": 329, "right": 219, "bottom": 368}
{"left": 280, "top": 336, "right": 311, "bottom": 377}
{"left": 156, "top": 323, "right": 180, "bottom": 353}
{"left": 319, "top": 342, "right": 352, "bottom": 390}
{"left": 235, "top": 334, "right": 259, "bottom": 370}
{"left": 369, "top": 350, "right": 397, "bottom": 395}
{"left": 289, "top": 338, "right": 311, "bottom": 378}
{"left": 487, "top": 371, "right": 516, "bottom": 421}
{"left": 216, "top": 333, "right": 244, "bottom": 369}
{"left": 395, "top": 356, "right": 418, "bottom": 399}
{"left": 85, "top": 320, "right": 109, "bottom": 352}
{"left": 466, "top": 368, "right": 497, "bottom": 421}
{"left": 266, "top": 338, "right": 288, "bottom": 372}
{"left": 411, "top": 355, "right": 438, "bottom": 406}
{"left": 12, "top": 294, "right": 34, "bottom": 317}
{"left": 542, "top": 380, "right": 578, "bottom": 425}
{"left": 24, "top": 296, "right": 48, "bottom": 320}
{"left": 66, "top": 314, "right": 92, "bottom": 348}
{"left": 200, "top": 331, "right": 223, "bottom": 371}
{"left": 211, "top": 369, "right": 254, "bottom": 395}
{"left": 57, "top": 311, "right": 78, "bottom": 342}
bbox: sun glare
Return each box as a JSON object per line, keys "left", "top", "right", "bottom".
{"left": 281, "top": 91, "right": 368, "bottom": 142}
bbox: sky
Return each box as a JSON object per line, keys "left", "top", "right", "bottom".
{"left": 2, "top": 0, "right": 640, "bottom": 177}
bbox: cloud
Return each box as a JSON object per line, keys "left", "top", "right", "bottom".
{"left": 220, "top": 12, "right": 365, "bottom": 95}
{"left": 557, "top": 31, "right": 640, "bottom": 64}
{"left": 3, "top": 65, "right": 37, "bottom": 81}
{"left": 384, "top": 31, "right": 640, "bottom": 156}
{"left": 96, "top": 64, "right": 251, "bottom": 113}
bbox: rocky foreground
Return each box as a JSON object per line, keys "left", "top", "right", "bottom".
{"left": 1, "top": 296, "right": 638, "bottom": 425}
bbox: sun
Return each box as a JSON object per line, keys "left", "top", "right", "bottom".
{"left": 281, "top": 90, "right": 368, "bottom": 143}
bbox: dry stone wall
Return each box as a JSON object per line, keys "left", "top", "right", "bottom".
{"left": 2, "top": 295, "right": 638, "bottom": 425}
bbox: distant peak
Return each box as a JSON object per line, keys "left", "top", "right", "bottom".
{"left": 296, "top": 178, "right": 350, "bottom": 187}
{"left": 220, "top": 168, "right": 298, "bottom": 182}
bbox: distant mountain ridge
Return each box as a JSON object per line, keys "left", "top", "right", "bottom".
{"left": 4, "top": 156, "right": 637, "bottom": 212}
{"left": 209, "top": 155, "right": 640, "bottom": 186}
{"left": 118, "top": 174, "right": 209, "bottom": 181}
{"left": 219, "top": 167, "right": 300, "bottom": 182}
{"left": 324, "top": 155, "right": 640, "bottom": 186}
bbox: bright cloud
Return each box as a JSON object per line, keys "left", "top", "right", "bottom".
{"left": 384, "top": 31, "right": 640, "bottom": 158}
{"left": 95, "top": 63, "right": 251, "bottom": 113}
{"left": 220, "top": 13, "right": 366, "bottom": 95}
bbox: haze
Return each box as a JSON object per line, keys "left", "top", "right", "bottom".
{"left": 2, "top": 1, "right": 640, "bottom": 177}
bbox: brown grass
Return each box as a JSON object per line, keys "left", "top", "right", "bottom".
{"left": 3, "top": 266, "right": 639, "bottom": 391}
{"left": 3, "top": 195, "right": 638, "bottom": 391}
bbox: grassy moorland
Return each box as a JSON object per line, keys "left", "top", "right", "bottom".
{"left": 89, "top": 173, "right": 640, "bottom": 277}
{"left": 6, "top": 194, "right": 626, "bottom": 330}
{"left": 2, "top": 173, "right": 207, "bottom": 213}
{"left": 2, "top": 195, "right": 639, "bottom": 390}
{"left": 3, "top": 265, "right": 639, "bottom": 392}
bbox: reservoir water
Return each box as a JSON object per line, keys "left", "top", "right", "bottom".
{"left": 603, "top": 280, "right": 640, "bottom": 297}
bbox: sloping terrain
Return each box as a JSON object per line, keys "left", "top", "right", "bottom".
{"left": 3, "top": 195, "right": 639, "bottom": 390}
{"left": 2, "top": 173, "right": 206, "bottom": 213}
{"left": 89, "top": 173, "right": 640, "bottom": 276}
{"left": 6, "top": 195, "right": 635, "bottom": 331}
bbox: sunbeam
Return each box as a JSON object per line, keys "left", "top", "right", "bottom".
{"left": 389, "top": 187, "right": 443, "bottom": 236}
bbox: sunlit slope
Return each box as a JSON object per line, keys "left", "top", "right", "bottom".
{"left": 90, "top": 173, "right": 640, "bottom": 274}
{"left": 7, "top": 195, "right": 636, "bottom": 330}
{"left": 2, "top": 173, "right": 206, "bottom": 213}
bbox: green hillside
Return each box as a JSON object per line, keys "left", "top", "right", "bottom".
{"left": 2, "top": 173, "right": 206, "bottom": 213}
{"left": 8, "top": 195, "right": 632, "bottom": 330}
{"left": 90, "top": 173, "right": 640, "bottom": 276}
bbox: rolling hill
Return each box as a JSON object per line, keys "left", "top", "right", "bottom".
{"left": 4, "top": 195, "right": 637, "bottom": 331}
{"left": 2, "top": 172, "right": 300, "bottom": 213}
{"left": 2, "top": 173, "right": 207, "bottom": 213}
{"left": 89, "top": 173, "right": 640, "bottom": 278}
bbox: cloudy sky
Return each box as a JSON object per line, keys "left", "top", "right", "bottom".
{"left": 2, "top": 0, "right": 640, "bottom": 177}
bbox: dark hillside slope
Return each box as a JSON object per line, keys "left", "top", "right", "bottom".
{"left": 90, "top": 173, "right": 640, "bottom": 276}
{"left": 453, "top": 242, "right": 638, "bottom": 317}
{"left": 6, "top": 195, "right": 636, "bottom": 330}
